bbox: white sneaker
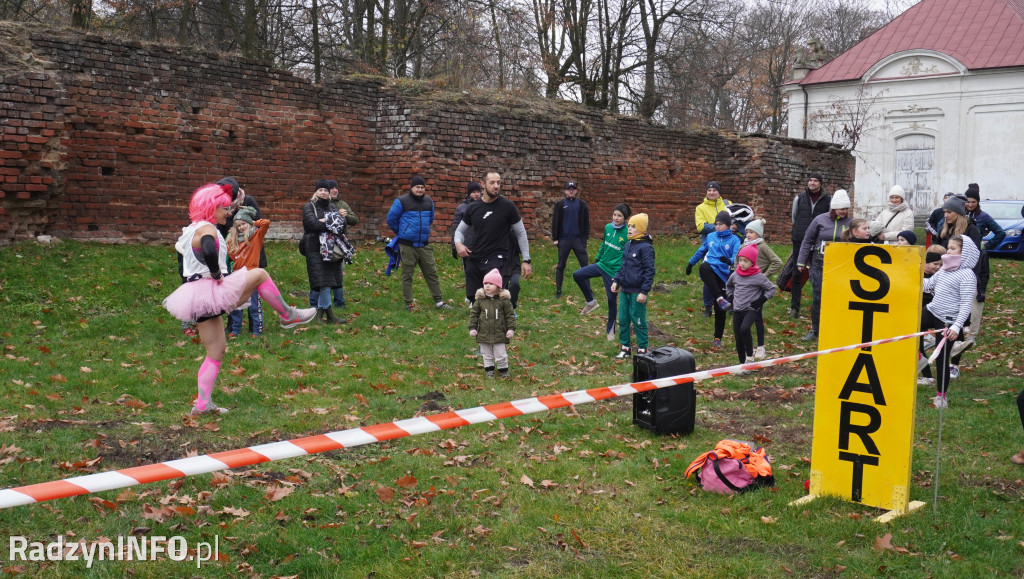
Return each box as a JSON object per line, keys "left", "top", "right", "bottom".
{"left": 922, "top": 334, "right": 936, "bottom": 351}
{"left": 950, "top": 339, "right": 975, "bottom": 359}
{"left": 615, "top": 346, "right": 631, "bottom": 359}
{"left": 190, "top": 402, "right": 229, "bottom": 415}
{"left": 933, "top": 394, "right": 948, "bottom": 409}
{"left": 754, "top": 346, "right": 766, "bottom": 360}
{"left": 607, "top": 324, "right": 616, "bottom": 341}
{"left": 580, "top": 301, "right": 600, "bottom": 316}
{"left": 281, "top": 307, "right": 317, "bottom": 328}
{"left": 917, "top": 377, "right": 935, "bottom": 385}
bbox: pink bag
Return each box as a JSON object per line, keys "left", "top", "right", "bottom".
{"left": 698, "top": 455, "right": 756, "bottom": 494}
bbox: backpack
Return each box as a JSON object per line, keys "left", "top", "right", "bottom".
{"left": 684, "top": 439, "right": 774, "bottom": 494}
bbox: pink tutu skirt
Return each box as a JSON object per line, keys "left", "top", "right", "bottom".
{"left": 163, "top": 268, "right": 250, "bottom": 322}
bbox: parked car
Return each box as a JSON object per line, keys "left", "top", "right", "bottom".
{"left": 982, "top": 200, "right": 1024, "bottom": 258}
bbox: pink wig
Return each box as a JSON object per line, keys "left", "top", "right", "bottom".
{"left": 188, "top": 183, "right": 233, "bottom": 223}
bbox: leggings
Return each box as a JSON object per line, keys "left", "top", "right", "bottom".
{"left": 732, "top": 309, "right": 758, "bottom": 363}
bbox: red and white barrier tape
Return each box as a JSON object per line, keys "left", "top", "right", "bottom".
{"left": 0, "top": 330, "right": 938, "bottom": 509}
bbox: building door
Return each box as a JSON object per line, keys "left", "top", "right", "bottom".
{"left": 894, "top": 134, "right": 935, "bottom": 215}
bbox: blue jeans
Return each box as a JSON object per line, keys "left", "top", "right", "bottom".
{"left": 309, "top": 264, "right": 345, "bottom": 308}
{"left": 573, "top": 263, "right": 616, "bottom": 332}
{"left": 308, "top": 287, "right": 332, "bottom": 309}
{"left": 227, "top": 291, "right": 263, "bottom": 335}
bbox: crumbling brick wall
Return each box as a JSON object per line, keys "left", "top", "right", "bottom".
{"left": 0, "top": 24, "right": 853, "bottom": 245}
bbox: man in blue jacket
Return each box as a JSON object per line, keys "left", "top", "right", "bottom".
{"left": 387, "top": 176, "right": 455, "bottom": 311}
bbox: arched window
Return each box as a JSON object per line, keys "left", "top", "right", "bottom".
{"left": 894, "top": 134, "right": 935, "bottom": 214}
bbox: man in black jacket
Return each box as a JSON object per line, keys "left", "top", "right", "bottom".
{"left": 551, "top": 180, "right": 590, "bottom": 298}
{"left": 777, "top": 172, "right": 831, "bottom": 318}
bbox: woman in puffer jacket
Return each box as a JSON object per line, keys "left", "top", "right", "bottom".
{"left": 796, "top": 189, "right": 853, "bottom": 343}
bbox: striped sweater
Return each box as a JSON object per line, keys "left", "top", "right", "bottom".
{"left": 922, "top": 236, "right": 979, "bottom": 334}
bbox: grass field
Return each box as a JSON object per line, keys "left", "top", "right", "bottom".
{"left": 1, "top": 236, "right": 1023, "bottom": 578}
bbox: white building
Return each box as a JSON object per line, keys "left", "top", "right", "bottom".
{"left": 785, "top": 0, "right": 1024, "bottom": 218}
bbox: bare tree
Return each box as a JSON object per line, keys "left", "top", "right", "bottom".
{"left": 808, "top": 85, "right": 889, "bottom": 151}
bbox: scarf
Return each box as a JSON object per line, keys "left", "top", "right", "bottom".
{"left": 940, "top": 254, "right": 961, "bottom": 271}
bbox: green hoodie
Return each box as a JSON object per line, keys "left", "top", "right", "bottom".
{"left": 595, "top": 222, "right": 629, "bottom": 277}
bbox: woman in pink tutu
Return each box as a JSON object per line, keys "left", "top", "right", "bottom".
{"left": 164, "top": 183, "right": 317, "bottom": 415}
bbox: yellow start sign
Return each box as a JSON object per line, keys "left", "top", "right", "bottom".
{"left": 810, "top": 243, "right": 923, "bottom": 512}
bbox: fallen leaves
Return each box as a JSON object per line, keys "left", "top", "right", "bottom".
{"left": 263, "top": 485, "right": 295, "bottom": 502}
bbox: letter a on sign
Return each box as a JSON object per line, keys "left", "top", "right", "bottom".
{"left": 809, "top": 243, "right": 923, "bottom": 512}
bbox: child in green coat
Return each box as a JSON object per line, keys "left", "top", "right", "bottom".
{"left": 469, "top": 268, "right": 517, "bottom": 378}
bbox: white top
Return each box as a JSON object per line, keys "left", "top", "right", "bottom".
{"left": 175, "top": 221, "right": 227, "bottom": 279}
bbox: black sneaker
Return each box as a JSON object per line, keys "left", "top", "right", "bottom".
{"left": 435, "top": 302, "right": 455, "bottom": 311}
{"left": 498, "top": 368, "right": 510, "bottom": 379}
{"left": 486, "top": 369, "right": 495, "bottom": 378}
{"left": 555, "top": 291, "right": 562, "bottom": 299}
{"left": 703, "top": 305, "right": 712, "bottom": 318}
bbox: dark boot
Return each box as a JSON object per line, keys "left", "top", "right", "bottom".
{"left": 316, "top": 308, "right": 327, "bottom": 323}
{"left": 324, "top": 306, "right": 347, "bottom": 324}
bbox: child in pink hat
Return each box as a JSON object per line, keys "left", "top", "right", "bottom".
{"left": 469, "top": 269, "right": 517, "bottom": 378}
{"left": 725, "top": 244, "right": 777, "bottom": 366}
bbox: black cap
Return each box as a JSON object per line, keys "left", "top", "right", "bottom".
{"left": 965, "top": 183, "right": 980, "bottom": 201}
{"left": 466, "top": 181, "right": 483, "bottom": 194}
{"left": 706, "top": 181, "right": 721, "bottom": 192}
{"left": 715, "top": 210, "right": 732, "bottom": 226}
{"left": 326, "top": 180, "right": 339, "bottom": 190}
{"left": 315, "top": 179, "right": 331, "bottom": 191}
{"left": 411, "top": 175, "right": 426, "bottom": 187}
{"left": 809, "top": 172, "right": 823, "bottom": 182}
{"left": 565, "top": 181, "right": 578, "bottom": 190}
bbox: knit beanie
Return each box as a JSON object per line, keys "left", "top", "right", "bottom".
{"left": 897, "top": 230, "right": 917, "bottom": 245}
{"left": 889, "top": 185, "right": 905, "bottom": 200}
{"left": 315, "top": 179, "right": 331, "bottom": 191}
{"left": 746, "top": 218, "right": 765, "bottom": 238}
{"left": 943, "top": 195, "right": 967, "bottom": 216}
{"left": 234, "top": 206, "right": 257, "bottom": 226}
{"left": 326, "top": 180, "right": 339, "bottom": 190}
{"left": 614, "top": 203, "right": 632, "bottom": 219}
{"left": 628, "top": 213, "right": 649, "bottom": 238}
{"left": 831, "top": 189, "right": 851, "bottom": 209}
{"left": 925, "top": 251, "right": 943, "bottom": 263}
{"left": 809, "top": 172, "right": 823, "bottom": 183}
{"left": 466, "top": 181, "right": 483, "bottom": 195}
{"left": 483, "top": 268, "right": 503, "bottom": 288}
{"left": 738, "top": 244, "right": 759, "bottom": 265}
{"left": 715, "top": 210, "right": 732, "bottom": 226}
{"left": 411, "top": 175, "right": 426, "bottom": 187}
{"left": 964, "top": 183, "right": 980, "bottom": 201}
{"left": 706, "top": 181, "right": 722, "bottom": 193}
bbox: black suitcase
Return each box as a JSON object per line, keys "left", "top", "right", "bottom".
{"left": 632, "top": 347, "right": 697, "bottom": 435}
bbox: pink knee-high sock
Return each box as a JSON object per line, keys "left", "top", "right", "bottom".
{"left": 195, "top": 357, "right": 221, "bottom": 411}
{"left": 257, "top": 278, "right": 291, "bottom": 317}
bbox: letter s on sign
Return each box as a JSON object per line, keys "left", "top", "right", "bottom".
{"left": 851, "top": 246, "right": 891, "bottom": 301}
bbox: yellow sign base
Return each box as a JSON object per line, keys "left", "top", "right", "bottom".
{"left": 874, "top": 500, "right": 926, "bottom": 524}
{"left": 788, "top": 494, "right": 817, "bottom": 507}
{"left": 788, "top": 495, "right": 926, "bottom": 523}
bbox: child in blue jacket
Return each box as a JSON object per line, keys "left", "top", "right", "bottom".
{"left": 611, "top": 213, "right": 655, "bottom": 359}
{"left": 686, "top": 210, "right": 742, "bottom": 347}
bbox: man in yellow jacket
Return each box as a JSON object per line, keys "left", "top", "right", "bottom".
{"left": 695, "top": 181, "right": 731, "bottom": 316}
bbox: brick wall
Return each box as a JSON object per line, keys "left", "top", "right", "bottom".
{"left": 0, "top": 24, "right": 854, "bottom": 245}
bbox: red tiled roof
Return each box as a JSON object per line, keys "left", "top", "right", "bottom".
{"left": 798, "top": 0, "right": 1024, "bottom": 85}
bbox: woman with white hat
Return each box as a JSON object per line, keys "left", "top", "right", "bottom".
{"left": 870, "top": 185, "right": 916, "bottom": 244}
{"left": 795, "top": 189, "right": 853, "bottom": 343}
